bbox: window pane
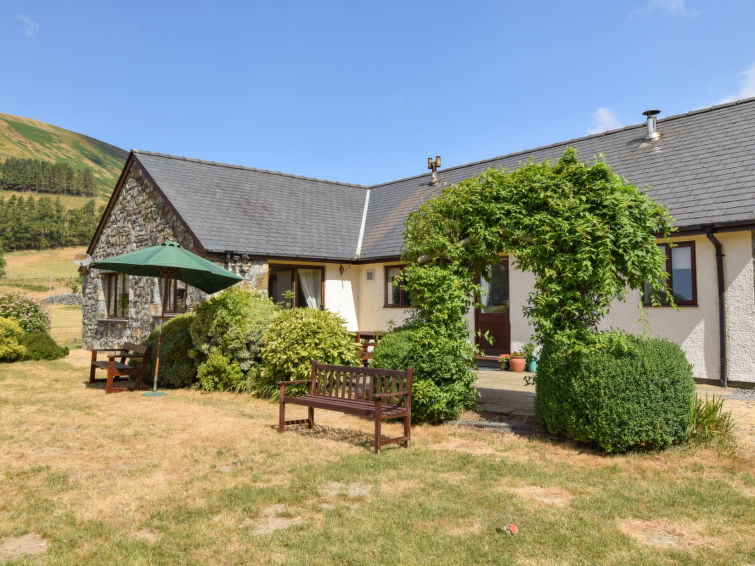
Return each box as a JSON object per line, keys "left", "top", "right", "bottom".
{"left": 119, "top": 275, "right": 129, "bottom": 316}
{"left": 297, "top": 269, "right": 321, "bottom": 309}
{"left": 269, "top": 270, "right": 293, "bottom": 306}
{"left": 386, "top": 267, "right": 401, "bottom": 305}
{"left": 671, "top": 246, "right": 693, "bottom": 302}
{"left": 482, "top": 263, "right": 508, "bottom": 314}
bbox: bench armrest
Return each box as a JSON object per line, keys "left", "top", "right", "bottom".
{"left": 277, "top": 379, "right": 313, "bottom": 385}
{"left": 92, "top": 348, "right": 127, "bottom": 353}
{"left": 373, "top": 391, "right": 410, "bottom": 400}
{"left": 107, "top": 353, "right": 146, "bottom": 360}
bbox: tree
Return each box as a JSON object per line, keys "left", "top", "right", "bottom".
{"left": 399, "top": 149, "right": 674, "bottom": 420}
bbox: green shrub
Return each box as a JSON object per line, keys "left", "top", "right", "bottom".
{"left": 372, "top": 325, "right": 477, "bottom": 424}
{"left": 197, "top": 349, "right": 245, "bottom": 392}
{"left": 255, "top": 308, "right": 361, "bottom": 399}
{"left": 0, "top": 293, "right": 50, "bottom": 333}
{"left": 190, "top": 287, "right": 278, "bottom": 375}
{"left": 371, "top": 328, "right": 414, "bottom": 370}
{"left": 688, "top": 395, "right": 735, "bottom": 448}
{"left": 141, "top": 313, "right": 198, "bottom": 389}
{"left": 534, "top": 332, "right": 695, "bottom": 453}
{"left": 0, "top": 317, "right": 26, "bottom": 362}
{"left": 19, "top": 331, "right": 68, "bottom": 360}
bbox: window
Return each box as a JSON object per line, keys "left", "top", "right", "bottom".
{"left": 643, "top": 241, "right": 697, "bottom": 306}
{"left": 268, "top": 265, "right": 324, "bottom": 309}
{"left": 385, "top": 266, "right": 410, "bottom": 307}
{"left": 104, "top": 273, "right": 129, "bottom": 318}
{"left": 165, "top": 279, "right": 188, "bottom": 314}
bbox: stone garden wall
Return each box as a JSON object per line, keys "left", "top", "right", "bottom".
{"left": 82, "top": 161, "right": 269, "bottom": 349}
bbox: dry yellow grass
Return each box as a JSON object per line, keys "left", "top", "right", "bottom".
{"left": 4, "top": 246, "right": 85, "bottom": 280}
{"left": 0, "top": 353, "right": 753, "bottom": 565}
{"left": 47, "top": 304, "right": 82, "bottom": 347}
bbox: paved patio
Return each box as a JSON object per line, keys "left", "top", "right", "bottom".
{"left": 474, "top": 369, "right": 755, "bottom": 449}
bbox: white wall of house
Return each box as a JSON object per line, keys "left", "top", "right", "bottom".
{"left": 324, "top": 263, "right": 360, "bottom": 332}
{"left": 503, "top": 231, "right": 754, "bottom": 384}
{"left": 354, "top": 262, "right": 412, "bottom": 332}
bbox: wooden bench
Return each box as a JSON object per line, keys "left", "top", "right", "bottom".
{"left": 278, "top": 361, "right": 413, "bottom": 453}
{"left": 89, "top": 342, "right": 152, "bottom": 394}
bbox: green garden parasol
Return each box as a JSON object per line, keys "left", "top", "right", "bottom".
{"left": 91, "top": 241, "right": 242, "bottom": 396}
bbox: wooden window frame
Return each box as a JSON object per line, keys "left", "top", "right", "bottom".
{"left": 268, "top": 264, "right": 325, "bottom": 309}
{"left": 384, "top": 265, "right": 410, "bottom": 308}
{"left": 644, "top": 241, "right": 697, "bottom": 307}
{"left": 104, "top": 273, "right": 129, "bottom": 318}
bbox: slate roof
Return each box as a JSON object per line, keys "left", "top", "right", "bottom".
{"left": 131, "top": 151, "right": 368, "bottom": 260}
{"left": 98, "top": 98, "right": 755, "bottom": 261}
{"left": 360, "top": 98, "right": 755, "bottom": 259}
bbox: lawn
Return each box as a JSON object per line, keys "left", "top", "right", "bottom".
{"left": 0, "top": 352, "right": 753, "bottom": 565}
{"left": 47, "top": 304, "right": 82, "bottom": 348}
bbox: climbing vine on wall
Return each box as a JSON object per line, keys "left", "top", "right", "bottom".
{"left": 397, "top": 148, "right": 675, "bottom": 420}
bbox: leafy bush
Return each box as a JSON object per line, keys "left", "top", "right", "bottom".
{"left": 141, "top": 313, "right": 198, "bottom": 389}
{"left": 197, "top": 349, "right": 245, "bottom": 392}
{"left": 0, "top": 317, "right": 26, "bottom": 362}
{"left": 19, "top": 331, "right": 68, "bottom": 360}
{"left": 372, "top": 325, "right": 477, "bottom": 424}
{"left": 688, "top": 396, "right": 735, "bottom": 448}
{"left": 190, "top": 287, "right": 278, "bottom": 375}
{"left": 534, "top": 332, "right": 695, "bottom": 453}
{"left": 255, "top": 308, "right": 361, "bottom": 399}
{"left": 0, "top": 293, "right": 50, "bottom": 333}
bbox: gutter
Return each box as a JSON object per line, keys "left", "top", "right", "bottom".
{"left": 704, "top": 227, "right": 727, "bottom": 388}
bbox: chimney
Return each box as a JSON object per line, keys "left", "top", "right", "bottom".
{"left": 428, "top": 155, "right": 441, "bottom": 185}
{"left": 642, "top": 109, "right": 661, "bottom": 141}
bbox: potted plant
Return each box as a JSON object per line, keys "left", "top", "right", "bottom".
{"left": 498, "top": 353, "right": 510, "bottom": 371}
{"left": 509, "top": 351, "right": 526, "bottom": 372}
{"left": 523, "top": 342, "right": 538, "bottom": 372}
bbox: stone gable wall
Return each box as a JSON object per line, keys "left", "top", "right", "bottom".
{"left": 81, "top": 163, "right": 269, "bottom": 350}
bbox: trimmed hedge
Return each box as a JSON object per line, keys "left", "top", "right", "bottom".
{"left": 141, "top": 313, "right": 198, "bottom": 389}
{"left": 372, "top": 326, "right": 477, "bottom": 424}
{"left": 254, "top": 308, "right": 361, "bottom": 399}
{"left": 534, "top": 332, "right": 695, "bottom": 453}
{"left": 19, "top": 331, "right": 69, "bottom": 360}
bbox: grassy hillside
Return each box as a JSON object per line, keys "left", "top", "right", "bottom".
{"left": 0, "top": 113, "right": 127, "bottom": 196}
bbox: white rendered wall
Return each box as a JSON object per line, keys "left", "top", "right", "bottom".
{"left": 355, "top": 262, "right": 412, "bottom": 332}
{"left": 721, "top": 231, "right": 754, "bottom": 383}
{"left": 324, "top": 263, "right": 359, "bottom": 331}
{"left": 501, "top": 231, "right": 754, "bottom": 383}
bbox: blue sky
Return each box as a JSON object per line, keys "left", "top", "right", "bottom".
{"left": 2, "top": 0, "right": 754, "bottom": 185}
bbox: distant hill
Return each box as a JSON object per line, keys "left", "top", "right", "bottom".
{"left": 0, "top": 113, "right": 128, "bottom": 196}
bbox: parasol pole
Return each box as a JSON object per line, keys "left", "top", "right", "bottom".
{"left": 144, "top": 273, "right": 170, "bottom": 397}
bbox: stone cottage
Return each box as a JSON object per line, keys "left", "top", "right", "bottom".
{"left": 84, "top": 98, "right": 755, "bottom": 386}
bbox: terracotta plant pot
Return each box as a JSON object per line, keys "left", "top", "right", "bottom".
{"left": 509, "top": 356, "right": 526, "bottom": 372}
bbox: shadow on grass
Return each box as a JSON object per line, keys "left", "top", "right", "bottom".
{"left": 275, "top": 423, "right": 380, "bottom": 451}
